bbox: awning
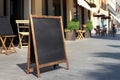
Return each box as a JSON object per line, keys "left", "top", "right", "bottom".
{"left": 93, "top": 13, "right": 105, "bottom": 17}
{"left": 101, "top": 16, "right": 111, "bottom": 19}
{"left": 111, "top": 13, "right": 120, "bottom": 23}
{"left": 77, "top": 0, "right": 92, "bottom": 11}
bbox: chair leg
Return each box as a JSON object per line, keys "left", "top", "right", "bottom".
{"left": 18, "top": 34, "right": 23, "bottom": 48}
{"left": 1, "top": 37, "right": 9, "bottom": 55}
{"left": 0, "top": 37, "right": 3, "bottom": 54}
{"left": 8, "top": 37, "right": 16, "bottom": 53}
{"left": 1, "top": 37, "right": 16, "bottom": 55}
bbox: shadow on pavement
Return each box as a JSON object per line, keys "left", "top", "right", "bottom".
{"left": 86, "top": 52, "right": 120, "bottom": 80}
{"left": 91, "top": 34, "right": 120, "bottom": 41}
{"left": 108, "top": 45, "right": 120, "bottom": 48}
{"left": 17, "top": 63, "right": 62, "bottom": 77}
{"left": 87, "top": 63, "right": 120, "bottom": 80}
{"left": 93, "top": 52, "right": 120, "bottom": 60}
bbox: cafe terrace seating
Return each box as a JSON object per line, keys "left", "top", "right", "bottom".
{"left": 0, "top": 16, "right": 17, "bottom": 55}
{"left": 15, "top": 20, "right": 29, "bottom": 48}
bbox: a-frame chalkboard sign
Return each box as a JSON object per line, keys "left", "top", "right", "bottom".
{"left": 27, "top": 15, "right": 69, "bottom": 77}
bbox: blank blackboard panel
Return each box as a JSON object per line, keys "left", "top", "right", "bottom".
{"left": 32, "top": 17, "right": 66, "bottom": 65}
{"left": 0, "top": 16, "right": 13, "bottom": 35}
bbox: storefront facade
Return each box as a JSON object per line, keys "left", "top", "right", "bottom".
{"left": 31, "top": 0, "right": 78, "bottom": 28}
{"left": 0, "top": 0, "right": 112, "bottom": 34}
{"left": 0, "top": 0, "right": 92, "bottom": 29}
{"left": 89, "top": 0, "right": 109, "bottom": 33}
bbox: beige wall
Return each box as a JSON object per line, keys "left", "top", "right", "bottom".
{"left": 91, "top": 0, "right": 109, "bottom": 33}
{"left": 66, "top": 0, "right": 75, "bottom": 23}
{"left": 31, "top": 0, "right": 42, "bottom": 15}
{"left": 0, "top": 0, "right": 4, "bottom": 16}
{"left": 91, "top": 0, "right": 100, "bottom": 33}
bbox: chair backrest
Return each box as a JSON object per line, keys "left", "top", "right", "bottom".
{"left": 16, "top": 20, "right": 29, "bottom": 24}
{"left": 15, "top": 20, "right": 29, "bottom": 33}
{"left": 0, "top": 16, "right": 13, "bottom": 35}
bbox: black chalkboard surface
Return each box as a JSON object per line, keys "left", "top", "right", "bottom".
{"left": 0, "top": 16, "right": 13, "bottom": 35}
{"left": 27, "top": 15, "right": 69, "bottom": 77}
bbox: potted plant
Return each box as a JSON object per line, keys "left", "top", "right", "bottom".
{"left": 65, "top": 19, "right": 80, "bottom": 40}
{"left": 84, "top": 20, "right": 93, "bottom": 38}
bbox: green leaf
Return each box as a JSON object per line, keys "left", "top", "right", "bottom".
{"left": 67, "top": 19, "right": 80, "bottom": 30}
{"left": 86, "top": 20, "right": 93, "bottom": 31}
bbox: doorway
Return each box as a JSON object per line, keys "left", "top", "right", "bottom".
{"left": 4, "top": 0, "right": 24, "bottom": 44}
{"left": 42, "top": 0, "right": 67, "bottom": 28}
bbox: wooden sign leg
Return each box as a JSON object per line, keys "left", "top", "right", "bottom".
{"left": 26, "top": 48, "right": 34, "bottom": 74}
{"left": 36, "top": 65, "right": 40, "bottom": 78}
{"left": 26, "top": 55, "right": 31, "bottom": 74}
{"left": 27, "top": 36, "right": 30, "bottom": 74}
{"left": 27, "top": 36, "right": 34, "bottom": 74}
{"left": 66, "top": 60, "right": 69, "bottom": 70}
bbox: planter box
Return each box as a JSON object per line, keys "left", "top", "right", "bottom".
{"left": 84, "top": 31, "right": 91, "bottom": 38}
{"left": 65, "top": 30, "right": 76, "bottom": 40}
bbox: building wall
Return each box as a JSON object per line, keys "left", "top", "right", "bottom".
{"left": 31, "top": 0, "right": 73, "bottom": 17}
{"left": 0, "top": 0, "right": 4, "bottom": 16}
{"left": 91, "top": 0, "right": 109, "bottom": 33}
{"left": 66, "top": 0, "right": 75, "bottom": 23}
{"left": 30, "top": 0, "right": 93, "bottom": 29}
{"left": 84, "top": 9, "right": 89, "bottom": 24}
{"left": 31, "top": 0, "right": 42, "bottom": 15}
{"left": 108, "top": 0, "right": 117, "bottom": 29}
{"left": 90, "top": 0, "right": 100, "bottom": 33}
{"left": 24, "top": 0, "right": 31, "bottom": 19}
{"left": 108, "top": 0, "right": 116, "bottom": 11}
{"left": 31, "top": 0, "right": 75, "bottom": 24}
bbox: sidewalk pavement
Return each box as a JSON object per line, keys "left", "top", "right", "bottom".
{"left": 0, "top": 32, "right": 120, "bottom": 80}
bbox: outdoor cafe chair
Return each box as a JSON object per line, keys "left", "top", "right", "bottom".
{"left": 15, "top": 20, "right": 29, "bottom": 48}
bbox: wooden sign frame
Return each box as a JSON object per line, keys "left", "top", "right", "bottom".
{"left": 27, "top": 15, "right": 69, "bottom": 77}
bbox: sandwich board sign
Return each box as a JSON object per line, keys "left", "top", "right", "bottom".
{"left": 27, "top": 15, "right": 69, "bottom": 77}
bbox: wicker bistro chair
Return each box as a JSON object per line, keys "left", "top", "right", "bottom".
{"left": 0, "top": 16, "right": 17, "bottom": 55}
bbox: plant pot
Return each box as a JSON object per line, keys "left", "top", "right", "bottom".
{"left": 84, "top": 31, "right": 91, "bottom": 38}
{"left": 65, "top": 30, "right": 76, "bottom": 40}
